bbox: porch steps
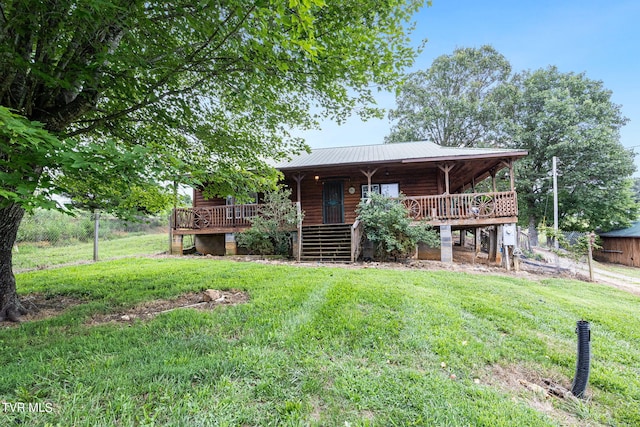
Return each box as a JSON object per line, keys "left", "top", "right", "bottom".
{"left": 301, "top": 224, "right": 352, "bottom": 262}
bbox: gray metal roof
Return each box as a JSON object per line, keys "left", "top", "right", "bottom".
{"left": 275, "top": 141, "right": 527, "bottom": 170}
{"left": 599, "top": 221, "right": 640, "bottom": 238}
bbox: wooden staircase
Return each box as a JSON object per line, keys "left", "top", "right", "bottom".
{"left": 301, "top": 224, "right": 352, "bottom": 262}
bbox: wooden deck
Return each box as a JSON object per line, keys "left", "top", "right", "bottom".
{"left": 402, "top": 191, "right": 518, "bottom": 227}
{"left": 172, "top": 204, "right": 261, "bottom": 235}
{"left": 172, "top": 191, "right": 518, "bottom": 234}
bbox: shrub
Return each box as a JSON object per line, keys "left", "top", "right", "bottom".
{"left": 236, "top": 188, "right": 303, "bottom": 256}
{"left": 356, "top": 193, "right": 438, "bottom": 261}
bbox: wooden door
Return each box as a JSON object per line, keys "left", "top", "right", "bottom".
{"left": 323, "top": 181, "right": 344, "bottom": 224}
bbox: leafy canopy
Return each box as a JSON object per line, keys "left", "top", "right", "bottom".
{"left": 387, "top": 45, "right": 511, "bottom": 147}
{"left": 1, "top": 0, "right": 425, "bottom": 212}
{"left": 386, "top": 45, "right": 637, "bottom": 233}
{"left": 497, "top": 67, "right": 638, "bottom": 232}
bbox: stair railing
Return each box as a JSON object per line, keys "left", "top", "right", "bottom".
{"left": 296, "top": 201, "right": 302, "bottom": 262}
{"left": 351, "top": 198, "right": 370, "bottom": 262}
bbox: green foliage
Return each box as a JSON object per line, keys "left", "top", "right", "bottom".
{"left": 387, "top": 45, "right": 511, "bottom": 147}
{"left": 498, "top": 67, "right": 638, "bottom": 233}
{"left": 236, "top": 188, "right": 303, "bottom": 256}
{"left": 0, "top": 106, "right": 64, "bottom": 211}
{"left": 16, "top": 209, "right": 165, "bottom": 245}
{"left": 356, "top": 193, "right": 438, "bottom": 260}
{"left": 538, "top": 224, "right": 602, "bottom": 261}
{"left": 1, "top": 0, "right": 425, "bottom": 212}
{"left": 1, "top": 105, "right": 173, "bottom": 218}
{"left": 2, "top": 258, "right": 639, "bottom": 425}
{"left": 386, "top": 45, "right": 638, "bottom": 234}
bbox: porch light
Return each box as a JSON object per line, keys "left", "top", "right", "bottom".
{"left": 314, "top": 175, "right": 320, "bottom": 181}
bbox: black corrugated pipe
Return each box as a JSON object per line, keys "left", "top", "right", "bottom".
{"left": 571, "top": 320, "right": 591, "bottom": 398}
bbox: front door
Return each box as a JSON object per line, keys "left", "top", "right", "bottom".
{"left": 323, "top": 181, "right": 344, "bottom": 224}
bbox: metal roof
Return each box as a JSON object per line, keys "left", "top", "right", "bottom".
{"left": 275, "top": 141, "right": 527, "bottom": 170}
{"left": 599, "top": 221, "right": 640, "bottom": 238}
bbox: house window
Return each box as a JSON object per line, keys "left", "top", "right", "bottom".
{"left": 361, "top": 183, "right": 399, "bottom": 198}
{"left": 361, "top": 184, "right": 380, "bottom": 199}
{"left": 381, "top": 183, "right": 399, "bottom": 197}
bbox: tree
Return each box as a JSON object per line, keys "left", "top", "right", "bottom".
{"left": 0, "top": 0, "right": 425, "bottom": 321}
{"left": 386, "top": 45, "right": 511, "bottom": 147}
{"left": 385, "top": 44, "right": 638, "bottom": 245}
{"left": 496, "top": 67, "right": 638, "bottom": 243}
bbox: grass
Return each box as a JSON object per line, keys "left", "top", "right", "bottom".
{"left": 1, "top": 258, "right": 639, "bottom": 426}
{"left": 12, "top": 233, "right": 168, "bottom": 271}
{"left": 595, "top": 261, "right": 640, "bottom": 279}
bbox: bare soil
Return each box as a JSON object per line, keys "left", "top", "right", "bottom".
{"left": 1, "top": 290, "right": 249, "bottom": 327}
{"left": 485, "top": 363, "right": 601, "bottom": 426}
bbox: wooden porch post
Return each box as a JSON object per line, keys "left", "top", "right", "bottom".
{"left": 488, "top": 227, "right": 497, "bottom": 262}
{"left": 293, "top": 173, "right": 305, "bottom": 204}
{"left": 490, "top": 169, "right": 497, "bottom": 192}
{"left": 360, "top": 168, "right": 378, "bottom": 196}
{"left": 292, "top": 174, "right": 304, "bottom": 262}
{"left": 501, "top": 160, "right": 515, "bottom": 191}
{"left": 438, "top": 163, "right": 454, "bottom": 194}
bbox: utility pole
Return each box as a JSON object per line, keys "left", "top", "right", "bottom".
{"left": 553, "top": 156, "right": 559, "bottom": 267}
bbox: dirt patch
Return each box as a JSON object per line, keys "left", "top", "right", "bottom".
{"left": 484, "top": 363, "right": 596, "bottom": 426}
{"left": 1, "top": 293, "right": 87, "bottom": 326}
{"left": 87, "top": 290, "right": 249, "bottom": 325}
{"left": 1, "top": 290, "right": 249, "bottom": 327}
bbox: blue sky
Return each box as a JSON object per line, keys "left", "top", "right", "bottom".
{"left": 298, "top": 0, "right": 640, "bottom": 172}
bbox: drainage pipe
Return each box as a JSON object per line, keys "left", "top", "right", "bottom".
{"left": 571, "top": 320, "right": 591, "bottom": 398}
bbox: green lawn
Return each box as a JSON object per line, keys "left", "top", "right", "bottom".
{"left": 596, "top": 261, "right": 640, "bottom": 279}
{"left": 12, "top": 233, "right": 168, "bottom": 270}
{"left": 2, "top": 258, "right": 639, "bottom": 426}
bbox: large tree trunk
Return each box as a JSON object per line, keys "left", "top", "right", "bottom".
{"left": 0, "top": 204, "right": 27, "bottom": 322}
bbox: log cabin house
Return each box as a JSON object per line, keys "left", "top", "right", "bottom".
{"left": 171, "top": 141, "right": 528, "bottom": 264}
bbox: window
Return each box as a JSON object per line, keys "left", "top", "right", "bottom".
{"left": 361, "top": 184, "right": 380, "bottom": 199}
{"left": 361, "top": 183, "right": 399, "bottom": 199}
{"left": 380, "top": 183, "right": 399, "bottom": 198}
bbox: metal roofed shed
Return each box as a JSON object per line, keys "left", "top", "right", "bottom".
{"left": 595, "top": 221, "right": 640, "bottom": 267}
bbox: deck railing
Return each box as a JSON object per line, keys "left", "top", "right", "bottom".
{"left": 172, "top": 191, "right": 518, "bottom": 232}
{"left": 399, "top": 191, "right": 518, "bottom": 221}
{"left": 173, "top": 204, "right": 262, "bottom": 230}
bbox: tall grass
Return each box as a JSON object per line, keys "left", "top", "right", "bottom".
{"left": 17, "top": 209, "right": 166, "bottom": 246}
{"left": 1, "top": 258, "right": 638, "bottom": 426}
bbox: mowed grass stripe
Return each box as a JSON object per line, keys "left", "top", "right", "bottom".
{"left": 2, "top": 258, "right": 639, "bottom": 426}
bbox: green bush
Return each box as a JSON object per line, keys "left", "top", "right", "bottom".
{"left": 356, "top": 193, "right": 439, "bottom": 261}
{"left": 236, "top": 188, "right": 303, "bottom": 256}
